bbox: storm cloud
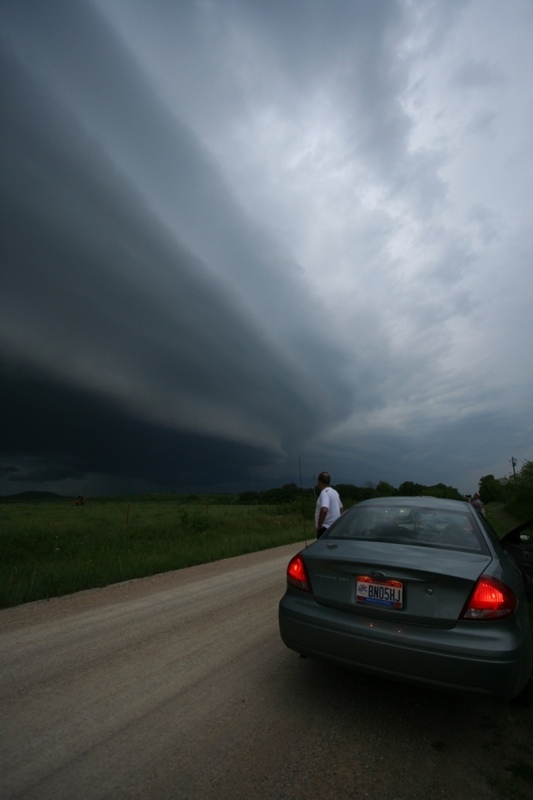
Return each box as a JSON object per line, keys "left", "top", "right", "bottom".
{"left": 1, "top": 0, "right": 532, "bottom": 495}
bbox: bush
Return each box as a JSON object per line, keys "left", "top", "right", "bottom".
{"left": 479, "top": 474, "right": 505, "bottom": 504}
{"left": 505, "top": 461, "right": 533, "bottom": 519}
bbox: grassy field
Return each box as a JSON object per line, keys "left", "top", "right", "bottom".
{"left": 0, "top": 496, "right": 529, "bottom": 610}
{"left": 484, "top": 502, "right": 525, "bottom": 535}
{"left": 0, "top": 497, "right": 313, "bottom": 609}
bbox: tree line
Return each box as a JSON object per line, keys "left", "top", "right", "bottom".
{"left": 237, "top": 479, "right": 463, "bottom": 506}
{"left": 237, "top": 461, "right": 532, "bottom": 519}
{"left": 479, "top": 460, "right": 533, "bottom": 518}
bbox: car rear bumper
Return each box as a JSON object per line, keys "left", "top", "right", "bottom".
{"left": 279, "top": 590, "right": 532, "bottom": 700}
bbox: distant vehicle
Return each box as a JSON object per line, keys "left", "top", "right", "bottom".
{"left": 279, "top": 496, "right": 533, "bottom": 702}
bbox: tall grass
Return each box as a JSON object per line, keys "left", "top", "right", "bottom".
{"left": 0, "top": 498, "right": 311, "bottom": 609}
{"left": 484, "top": 503, "right": 524, "bottom": 536}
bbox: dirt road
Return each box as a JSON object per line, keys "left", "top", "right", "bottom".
{"left": 1, "top": 543, "right": 532, "bottom": 800}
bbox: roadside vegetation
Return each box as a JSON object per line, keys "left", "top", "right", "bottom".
{"left": 484, "top": 503, "right": 524, "bottom": 535}
{"left": 1, "top": 465, "right": 531, "bottom": 610}
{"left": 0, "top": 497, "right": 314, "bottom": 609}
{"left": 480, "top": 460, "right": 533, "bottom": 522}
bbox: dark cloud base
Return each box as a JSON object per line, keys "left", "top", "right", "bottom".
{"left": 0, "top": 357, "right": 279, "bottom": 495}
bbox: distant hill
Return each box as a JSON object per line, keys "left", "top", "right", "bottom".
{"left": 0, "top": 491, "right": 72, "bottom": 502}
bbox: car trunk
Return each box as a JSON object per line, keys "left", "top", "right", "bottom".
{"left": 304, "top": 539, "right": 493, "bottom": 628}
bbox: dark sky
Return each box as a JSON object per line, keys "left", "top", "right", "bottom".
{"left": 1, "top": 0, "right": 532, "bottom": 496}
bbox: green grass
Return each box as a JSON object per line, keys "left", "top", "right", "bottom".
{"left": 0, "top": 497, "right": 312, "bottom": 609}
{"left": 1, "top": 498, "right": 530, "bottom": 611}
{"left": 484, "top": 503, "right": 524, "bottom": 536}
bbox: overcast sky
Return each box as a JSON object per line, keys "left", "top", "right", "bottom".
{"left": 1, "top": 0, "right": 532, "bottom": 497}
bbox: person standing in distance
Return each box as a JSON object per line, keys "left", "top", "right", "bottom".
{"left": 315, "top": 471, "right": 343, "bottom": 538}
{"left": 470, "top": 492, "right": 485, "bottom": 516}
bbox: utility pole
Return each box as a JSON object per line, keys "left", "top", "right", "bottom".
{"left": 510, "top": 456, "right": 517, "bottom": 476}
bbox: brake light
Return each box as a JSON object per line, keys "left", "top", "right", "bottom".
{"left": 461, "top": 576, "right": 517, "bottom": 620}
{"left": 287, "top": 554, "right": 311, "bottom": 592}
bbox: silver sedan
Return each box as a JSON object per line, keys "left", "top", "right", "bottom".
{"left": 279, "top": 496, "right": 533, "bottom": 701}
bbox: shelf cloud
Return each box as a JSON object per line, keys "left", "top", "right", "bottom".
{"left": 1, "top": 0, "right": 532, "bottom": 495}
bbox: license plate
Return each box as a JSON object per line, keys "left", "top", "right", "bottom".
{"left": 356, "top": 576, "right": 403, "bottom": 609}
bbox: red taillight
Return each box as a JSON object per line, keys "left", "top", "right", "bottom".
{"left": 461, "top": 576, "right": 517, "bottom": 620}
{"left": 287, "top": 554, "right": 311, "bottom": 592}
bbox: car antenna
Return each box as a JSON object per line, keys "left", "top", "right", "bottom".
{"left": 299, "top": 457, "right": 308, "bottom": 547}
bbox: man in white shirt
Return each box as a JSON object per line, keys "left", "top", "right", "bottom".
{"left": 315, "top": 471, "right": 344, "bottom": 538}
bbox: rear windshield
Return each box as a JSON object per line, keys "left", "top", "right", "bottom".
{"left": 326, "top": 504, "right": 487, "bottom": 553}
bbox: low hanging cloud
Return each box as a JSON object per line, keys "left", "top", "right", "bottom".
{"left": 0, "top": 0, "right": 356, "bottom": 492}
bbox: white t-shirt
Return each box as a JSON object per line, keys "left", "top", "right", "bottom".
{"left": 315, "top": 486, "right": 343, "bottom": 529}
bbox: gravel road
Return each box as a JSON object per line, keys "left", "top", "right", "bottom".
{"left": 1, "top": 542, "right": 532, "bottom": 800}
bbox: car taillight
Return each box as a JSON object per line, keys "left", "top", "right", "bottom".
{"left": 461, "top": 576, "right": 517, "bottom": 620}
{"left": 287, "top": 554, "right": 311, "bottom": 592}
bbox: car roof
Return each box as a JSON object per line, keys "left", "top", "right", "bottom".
{"left": 357, "top": 496, "right": 472, "bottom": 512}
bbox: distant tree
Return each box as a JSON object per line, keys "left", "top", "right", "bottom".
{"left": 238, "top": 483, "right": 301, "bottom": 505}
{"left": 336, "top": 484, "right": 372, "bottom": 502}
{"left": 375, "top": 481, "right": 396, "bottom": 497}
{"left": 505, "top": 461, "right": 533, "bottom": 517}
{"left": 398, "top": 481, "right": 422, "bottom": 496}
{"left": 359, "top": 483, "right": 377, "bottom": 500}
{"left": 426, "top": 483, "right": 463, "bottom": 500}
{"left": 262, "top": 483, "right": 300, "bottom": 503}
{"left": 335, "top": 484, "right": 359, "bottom": 500}
{"left": 237, "top": 491, "right": 260, "bottom": 504}
{"left": 185, "top": 494, "right": 201, "bottom": 503}
{"left": 478, "top": 474, "right": 504, "bottom": 504}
